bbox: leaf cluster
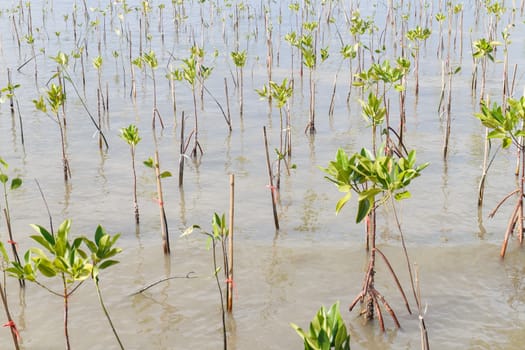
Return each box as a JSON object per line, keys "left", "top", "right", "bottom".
{"left": 291, "top": 301, "right": 350, "bottom": 350}
{"left": 475, "top": 96, "right": 525, "bottom": 149}
{"left": 6, "top": 220, "right": 121, "bottom": 286}
{"left": 321, "top": 148, "right": 428, "bottom": 222}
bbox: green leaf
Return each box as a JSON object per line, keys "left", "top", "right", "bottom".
{"left": 143, "top": 157, "right": 154, "bottom": 168}
{"left": 99, "top": 259, "right": 120, "bottom": 270}
{"left": 10, "top": 177, "right": 22, "bottom": 190}
{"left": 181, "top": 225, "right": 200, "bottom": 237}
{"left": 335, "top": 192, "right": 352, "bottom": 214}
{"left": 394, "top": 191, "right": 411, "bottom": 200}
{"left": 36, "top": 258, "right": 57, "bottom": 277}
{"left": 356, "top": 198, "right": 371, "bottom": 223}
{"left": 0, "top": 174, "right": 7, "bottom": 184}
{"left": 160, "top": 171, "right": 172, "bottom": 178}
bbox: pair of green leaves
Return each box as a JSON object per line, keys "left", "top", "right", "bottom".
{"left": 0, "top": 157, "right": 22, "bottom": 191}
{"left": 291, "top": 301, "right": 351, "bottom": 350}
{"left": 322, "top": 148, "right": 428, "bottom": 223}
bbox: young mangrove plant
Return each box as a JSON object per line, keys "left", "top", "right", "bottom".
{"left": 142, "top": 50, "right": 165, "bottom": 129}
{"left": 406, "top": 25, "right": 431, "bottom": 96}
{"left": 182, "top": 213, "right": 232, "bottom": 350}
{"left": 0, "top": 157, "right": 24, "bottom": 287}
{"left": 321, "top": 147, "right": 428, "bottom": 331}
{"left": 144, "top": 154, "right": 172, "bottom": 254}
{"left": 33, "top": 83, "right": 71, "bottom": 181}
{"left": 120, "top": 124, "right": 141, "bottom": 224}
{"left": 7, "top": 220, "right": 123, "bottom": 349}
{"left": 230, "top": 50, "right": 247, "bottom": 119}
{"left": 0, "top": 241, "right": 20, "bottom": 350}
{"left": 475, "top": 96, "right": 525, "bottom": 257}
{"left": 1, "top": 74, "right": 24, "bottom": 145}
{"left": 180, "top": 46, "right": 214, "bottom": 157}
{"left": 473, "top": 38, "right": 501, "bottom": 207}
{"left": 7, "top": 220, "right": 93, "bottom": 350}
{"left": 82, "top": 225, "right": 124, "bottom": 349}
{"left": 257, "top": 78, "right": 295, "bottom": 189}
{"left": 291, "top": 301, "right": 350, "bottom": 350}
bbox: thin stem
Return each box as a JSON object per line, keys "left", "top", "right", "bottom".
{"left": 94, "top": 278, "right": 125, "bottom": 349}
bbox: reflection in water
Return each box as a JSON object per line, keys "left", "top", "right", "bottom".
{"left": 178, "top": 187, "right": 187, "bottom": 228}
{"left": 261, "top": 234, "right": 289, "bottom": 321}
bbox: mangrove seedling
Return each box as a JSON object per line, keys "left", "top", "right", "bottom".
{"left": 33, "top": 83, "right": 71, "bottom": 181}
{"left": 182, "top": 213, "right": 231, "bottom": 350}
{"left": 475, "top": 96, "right": 525, "bottom": 257}
{"left": 257, "top": 78, "right": 294, "bottom": 189}
{"left": 321, "top": 147, "right": 428, "bottom": 330}
{"left": 0, "top": 157, "right": 24, "bottom": 287}
{"left": 406, "top": 26, "right": 431, "bottom": 96}
{"left": 291, "top": 301, "right": 350, "bottom": 350}
{"left": 7, "top": 220, "right": 93, "bottom": 350}
{"left": 144, "top": 155, "right": 172, "bottom": 254}
{"left": 473, "top": 38, "right": 501, "bottom": 207}
{"left": 180, "top": 46, "right": 214, "bottom": 157}
{"left": 0, "top": 241, "right": 20, "bottom": 349}
{"left": 83, "top": 226, "right": 124, "bottom": 349}
{"left": 142, "top": 50, "right": 165, "bottom": 129}
{"left": 120, "top": 124, "right": 141, "bottom": 224}
{"left": 230, "top": 50, "right": 247, "bottom": 118}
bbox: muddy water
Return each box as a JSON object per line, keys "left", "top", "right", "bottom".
{"left": 1, "top": 0, "right": 525, "bottom": 349}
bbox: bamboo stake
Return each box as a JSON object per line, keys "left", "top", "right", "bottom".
{"left": 0, "top": 281, "right": 20, "bottom": 350}
{"left": 263, "top": 126, "right": 279, "bottom": 230}
{"left": 154, "top": 151, "right": 170, "bottom": 254}
{"left": 227, "top": 174, "right": 234, "bottom": 312}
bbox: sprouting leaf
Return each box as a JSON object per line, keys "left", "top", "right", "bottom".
{"left": 335, "top": 192, "right": 352, "bottom": 214}
{"left": 143, "top": 157, "right": 154, "bottom": 168}
{"left": 394, "top": 191, "right": 411, "bottom": 200}
{"left": 160, "top": 171, "right": 172, "bottom": 178}
{"left": 10, "top": 177, "right": 22, "bottom": 190}
{"left": 356, "top": 198, "right": 371, "bottom": 223}
{"left": 181, "top": 225, "right": 201, "bottom": 237}
{"left": 99, "top": 260, "right": 120, "bottom": 270}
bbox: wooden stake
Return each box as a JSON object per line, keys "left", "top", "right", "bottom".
{"left": 154, "top": 151, "right": 170, "bottom": 254}
{"left": 263, "top": 126, "right": 279, "bottom": 230}
{"left": 227, "top": 173, "right": 234, "bottom": 312}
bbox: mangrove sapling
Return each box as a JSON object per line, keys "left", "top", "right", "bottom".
{"left": 321, "top": 148, "right": 428, "bottom": 330}
{"left": 142, "top": 50, "right": 165, "bottom": 129}
{"left": 92, "top": 55, "right": 106, "bottom": 113}
{"left": 182, "top": 213, "right": 232, "bottom": 350}
{"left": 144, "top": 154, "right": 172, "bottom": 254}
{"left": 120, "top": 125, "right": 141, "bottom": 224}
{"left": 473, "top": 38, "right": 500, "bottom": 207}
{"left": 0, "top": 158, "right": 24, "bottom": 288}
{"left": 49, "top": 51, "right": 109, "bottom": 149}
{"left": 230, "top": 50, "right": 247, "bottom": 119}
{"left": 180, "top": 46, "right": 214, "bottom": 157}
{"left": 474, "top": 96, "right": 525, "bottom": 257}
{"left": 406, "top": 25, "right": 431, "bottom": 97}
{"left": 0, "top": 241, "right": 21, "bottom": 350}
{"left": 256, "top": 78, "right": 294, "bottom": 188}
{"left": 291, "top": 301, "right": 350, "bottom": 350}
{"left": 298, "top": 21, "right": 328, "bottom": 135}
{"left": 82, "top": 226, "right": 125, "bottom": 349}
{"left": 2, "top": 70, "right": 24, "bottom": 145}
{"left": 7, "top": 220, "right": 93, "bottom": 350}
{"left": 33, "top": 84, "right": 71, "bottom": 182}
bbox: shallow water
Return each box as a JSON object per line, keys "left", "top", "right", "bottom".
{"left": 1, "top": 0, "right": 525, "bottom": 349}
